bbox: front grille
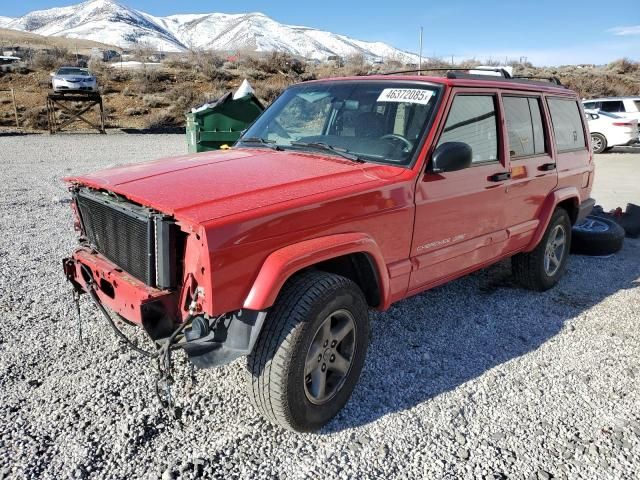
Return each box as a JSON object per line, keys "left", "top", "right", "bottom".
{"left": 76, "top": 190, "right": 155, "bottom": 286}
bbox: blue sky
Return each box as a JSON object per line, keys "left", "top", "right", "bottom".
{"left": 5, "top": 1, "right": 640, "bottom": 65}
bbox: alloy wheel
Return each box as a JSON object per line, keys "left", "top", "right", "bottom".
{"left": 304, "top": 309, "right": 356, "bottom": 405}
{"left": 544, "top": 224, "right": 567, "bottom": 276}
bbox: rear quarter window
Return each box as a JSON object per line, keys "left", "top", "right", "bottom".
{"left": 547, "top": 98, "right": 586, "bottom": 152}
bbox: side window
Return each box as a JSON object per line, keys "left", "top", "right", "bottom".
{"left": 583, "top": 101, "right": 599, "bottom": 110}
{"left": 600, "top": 100, "right": 625, "bottom": 113}
{"left": 438, "top": 95, "right": 498, "bottom": 164}
{"left": 547, "top": 98, "right": 587, "bottom": 152}
{"left": 503, "top": 96, "right": 546, "bottom": 157}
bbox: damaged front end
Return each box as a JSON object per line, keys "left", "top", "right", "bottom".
{"left": 63, "top": 186, "right": 267, "bottom": 410}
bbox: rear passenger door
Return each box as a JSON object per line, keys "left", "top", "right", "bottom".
{"left": 501, "top": 94, "right": 558, "bottom": 251}
{"left": 546, "top": 97, "right": 591, "bottom": 199}
{"left": 409, "top": 91, "right": 510, "bottom": 291}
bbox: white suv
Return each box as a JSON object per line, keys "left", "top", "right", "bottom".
{"left": 582, "top": 97, "right": 640, "bottom": 121}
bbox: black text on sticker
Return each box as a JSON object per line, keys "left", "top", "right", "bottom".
{"left": 377, "top": 88, "right": 434, "bottom": 105}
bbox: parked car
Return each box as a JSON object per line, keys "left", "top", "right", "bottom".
{"left": 63, "top": 72, "right": 594, "bottom": 432}
{"left": 582, "top": 97, "right": 640, "bottom": 122}
{"left": 584, "top": 109, "right": 640, "bottom": 153}
{"left": 50, "top": 66, "right": 97, "bottom": 93}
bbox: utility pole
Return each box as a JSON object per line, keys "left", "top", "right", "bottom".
{"left": 418, "top": 26, "right": 423, "bottom": 75}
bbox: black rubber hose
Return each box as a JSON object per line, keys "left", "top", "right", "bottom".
{"left": 86, "top": 284, "right": 159, "bottom": 358}
{"left": 79, "top": 263, "right": 189, "bottom": 359}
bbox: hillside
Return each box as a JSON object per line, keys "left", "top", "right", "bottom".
{"left": 1, "top": 0, "right": 419, "bottom": 62}
{"left": 0, "top": 28, "right": 120, "bottom": 54}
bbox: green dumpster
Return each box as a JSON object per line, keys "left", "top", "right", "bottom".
{"left": 186, "top": 91, "right": 264, "bottom": 152}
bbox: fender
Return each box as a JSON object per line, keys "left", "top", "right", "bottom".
{"left": 525, "top": 187, "right": 580, "bottom": 252}
{"left": 243, "top": 233, "right": 391, "bottom": 311}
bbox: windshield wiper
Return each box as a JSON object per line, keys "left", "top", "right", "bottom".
{"left": 238, "top": 137, "right": 283, "bottom": 151}
{"left": 290, "top": 141, "right": 364, "bottom": 163}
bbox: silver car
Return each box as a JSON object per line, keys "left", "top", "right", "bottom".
{"left": 51, "top": 67, "right": 98, "bottom": 93}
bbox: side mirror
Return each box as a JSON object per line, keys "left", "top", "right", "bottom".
{"left": 430, "top": 142, "right": 473, "bottom": 173}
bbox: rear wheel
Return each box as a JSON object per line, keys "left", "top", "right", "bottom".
{"left": 591, "top": 133, "right": 607, "bottom": 154}
{"left": 246, "top": 271, "right": 370, "bottom": 432}
{"left": 512, "top": 208, "right": 572, "bottom": 291}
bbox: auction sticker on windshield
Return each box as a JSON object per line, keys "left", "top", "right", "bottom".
{"left": 377, "top": 88, "right": 434, "bottom": 105}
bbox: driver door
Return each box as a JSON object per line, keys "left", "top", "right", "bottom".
{"left": 409, "top": 90, "right": 510, "bottom": 292}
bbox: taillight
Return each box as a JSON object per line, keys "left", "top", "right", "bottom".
{"left": 612, "top": 122, "right": 633, "bottom": 127}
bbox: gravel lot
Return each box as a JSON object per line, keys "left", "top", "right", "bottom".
{"left": 1, "top": 134, "right": 638, "bottom": 480}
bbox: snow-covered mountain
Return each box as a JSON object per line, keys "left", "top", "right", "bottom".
{"left": 3, "top": 0, "right": 419, "bottom": 62}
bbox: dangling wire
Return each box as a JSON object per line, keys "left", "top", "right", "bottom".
{"left": 76, "top": 263, "right": 195, "bottom": 414}
{"left": 72, "top": 289, "right": 82, "bottom": 344}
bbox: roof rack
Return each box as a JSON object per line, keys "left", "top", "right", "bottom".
{"left": 381, "top": 67, "right": 513, "bottom": 78}
{"left": 380, "top": 68, "right": 565, "bottom": 88}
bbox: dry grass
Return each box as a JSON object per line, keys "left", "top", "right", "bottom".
{"left": 2, "top": 51, "right": 639, "bottom": 130}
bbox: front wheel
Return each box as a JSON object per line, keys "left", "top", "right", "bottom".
{"left": 246, "top": 271, "right": 370, "bottom": 432}
{"left": 512, "top": 208, "right": 572, "bottom": 291}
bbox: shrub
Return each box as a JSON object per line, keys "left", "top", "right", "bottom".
{"left": 244, "top": 52, "right": 306, "bottom": 76}
{"left": 31, "top": 47, "right": 75, "bottom": 71}
{"left": 143, "top": 94, "right": 169, "bottom": 108}
{"left": 124, "top": 107, "right": 148, "bottom": 116}
{"left": 343, "top": 54, "right": 369, "bottom": 76}
{"left": 144, "top": 109, "right": 182, "bottom": 129}
{"left": 255, "top": 75, "right": 292, "bottom": 104}
{"left": 607, "top": 58, "right": 639, "bottom": 75}
{"left": 130, "top": 68, "right": 173, "bottom": 94}
{"left": 164, "top": 84, "right": 208, "bottom": 114}
{"left": 190, "top": 51, "right": 235, "bottom": 82}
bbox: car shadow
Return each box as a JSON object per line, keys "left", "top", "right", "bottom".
{"left": 323, "top": 244, "right": 640, "bottom": 432}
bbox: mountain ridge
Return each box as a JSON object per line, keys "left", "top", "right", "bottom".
{"left": 2, "top": 0, "right": 419, "bottom": 62}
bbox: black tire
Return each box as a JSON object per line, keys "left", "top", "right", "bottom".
{"left": 246, "top": 271, "right": 370, "bottom": 432}
{"left": 571, "top": 215, "right": 625, "bottom": 256}
{"left": 591, "top": 133, "right": 607, "bottom": 154}
{"left": 512, "top": 208, "right": 572, "bottom": 291}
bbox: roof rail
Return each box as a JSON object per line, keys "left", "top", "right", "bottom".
{"left": 381, "top": 67, "right": 513, "bottom": 78}
{"left": 512, "top": 75, "right": 563, "bottom": 86}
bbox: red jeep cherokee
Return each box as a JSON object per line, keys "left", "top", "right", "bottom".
{"left": 64, "top": 71, "right": 594, "bottom": 432}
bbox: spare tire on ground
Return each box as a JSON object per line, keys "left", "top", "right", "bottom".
{"left": 571, "top": 215, "right": 625, "bottom": 256}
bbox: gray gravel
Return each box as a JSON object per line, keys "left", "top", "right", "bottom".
{"left": 1, "top": 133, "right": 639, "bottom": 479}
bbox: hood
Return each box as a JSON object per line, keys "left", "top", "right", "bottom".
{"left": 67, "top": 148, "right": 404, "bottom": 225}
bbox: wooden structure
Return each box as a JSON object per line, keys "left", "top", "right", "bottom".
{"left": 0, "top": 88, "right": 20, "bottom": 128}
{"left": 46, "top": 92, "right": 105, "bottom": 134}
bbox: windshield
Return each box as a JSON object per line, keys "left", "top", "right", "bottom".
{"left": 239, "top": 81, "right": 440, "bottom": 165}
{"left": 57, "top": 68, "right": 90, "bottom": 76}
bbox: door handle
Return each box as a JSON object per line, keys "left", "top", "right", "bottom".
{"left": 538, "top": 163, "right": 556, "bottom": 171}
{"left": 489, "top": 172, "right": 511, "bottom": 182}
